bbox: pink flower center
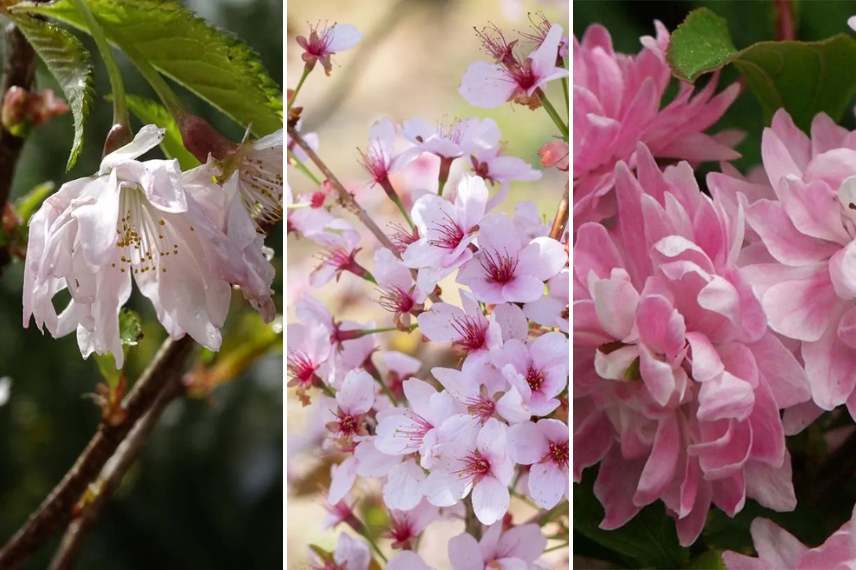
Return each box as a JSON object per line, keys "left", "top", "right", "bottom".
{"left": 429, "top": 212, "right": 466, "bottom": 250}
{"left": 318, "top": 247, "right": 356, "bottom": 270}
{"left": 378, "top": 286, "right": 415, "bottom": 315}
{"left": 480, "top": 249, "right": 518, "bottom": 284}
{"left": 358, "top": 144, "right": 389, "bottom": 183}
{"left": 465, "top": 395, "right": 496, "bottom": 422}
{"left": 457, "top": 450, "right": 492, "bottom": 482}
{"left": 334, "top": 410, "right": 361, "bottom": 437}
{"left": 546, "top": 440, "right": 569, "bottom": 468}
{"left": 389, "top": 222, "right": 420, "bottom": 254}
{"left": 287, "top": 351, "right": 316, "bottom": 387}
{"left": 526, "top": 366, "right": 545, "bottom": 393}
{"left": 388, "top": 516, "right": 416, "bottom": 545}
{"left": 393, "top": 412, "right": 433, "bottom": 446}
{"left": 302, "top": 24, "right": 335, "bottom": 57}
{"left": 451, "top": 315, "right": 488, "bottom": 351}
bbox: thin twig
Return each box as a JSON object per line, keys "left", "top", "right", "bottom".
{"left": 774, "top": 0, "right": 796, "bottom": 41}
{"left": 0, "top": 22, "right": 37, "bottom": 274}
{"left": 287, "top": 125, "right": 398, "bottom": 254}
{"left": 48, "top": 375, "right": 185, "bottom": 570}
{"left": 0, "top": 337, "right": 194, "bottom": 568}
{"left": 548, "top": 186, "right": 569, "bottom": 241}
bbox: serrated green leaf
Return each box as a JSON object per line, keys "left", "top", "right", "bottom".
{"left": 573, "top": 470, "right": 690, "bottom": 569}
{"left": 668, "top": 8, "right": 856, "bottom": 131}
{"left": 15, "top": 0, "right": 282, "bottom": 136}
{"left": 122, "top": 94, "right": 199, "bottom": 169}
{"left": 667, "top": 8, "right": 738, "bottom": 82}
{"left": 9, "top": 13, "right": 93, "bottom": 170}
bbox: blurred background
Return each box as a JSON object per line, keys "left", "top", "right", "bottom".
{"left": 0, "top": 0, "right": 283, "bottom": 568}
{"left": 574, "top": 1, "right": 856, "bottom": 569}
{"left": 286, "top": 0, "right": 567, "bottom": 568}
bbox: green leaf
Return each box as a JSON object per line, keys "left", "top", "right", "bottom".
{"left": 94, "top": 353, "right": 121, "bottom": 387}
{"left": 573, "top": 470, "right": 690, "bottom": 569}
{"left": 690, "top": 550, "right": 726, "bottom": 570}
{"left": 123, "top": 94, "right": 199, "bottom": 169}
{"left": 667, "top": 8, "right": 738, "bottom": 82}
{"left": 14, "top": 0, "right": 282, "bottom": 136}
{"left": 14, "top": 181, "right": 55, "bottom": 224}
{"left": 9, "top": 13, "right": 93, "bottom": 170}
{"left": 668, "top": 8, "right": 856, "bottom": 130}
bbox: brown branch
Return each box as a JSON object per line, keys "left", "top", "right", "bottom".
{"left": 48, "top": 375, "right": 186, "bottom": 570}
{"left": 0, "top": 23, "right": 37, "bottom": 273}
{"left": 548, "top": 186, "right": 569, "bottom": 241}
{"left": 287, "top": 125, "right": 398, "bottom": 254}
{"left": 0, "top": 337, "right": 194, "bottom": 569}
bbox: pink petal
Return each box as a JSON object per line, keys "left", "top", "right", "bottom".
{"left": 633, "top": 415, "right": 680, "bottom": 507}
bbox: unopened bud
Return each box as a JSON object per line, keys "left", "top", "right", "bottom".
{"left": 1, "top": 86, "right": 29, "bottom": 135}
{"left": 178, "top": 114, "right": 237, "bottom": 162}
{"left": 102, "top": 123, "right": 133, "bottom": 156}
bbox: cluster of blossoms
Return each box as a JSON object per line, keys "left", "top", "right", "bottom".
{"left": 288, "top": 17, "right": 569, "bottom": 570}
{"left": 23, "top": 124, "right": 282, "bottom": 368}
{"left": 573, "top": 17, "right": 856, "bottom": 563}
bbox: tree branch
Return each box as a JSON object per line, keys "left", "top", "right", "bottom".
{"left": 287, "top": 125, "right": 398, "bottom": 254}
{"left": 0, "top": 337, "right": 194, "bottom": 568}
{"left": 48, "top": 373, "right": 186, "bottom": 570}
{"left": 0, "top": 22, "right": 37, "bottom": 273}
{"left": 548, "top": 186, "right": 569, "bottom": 241}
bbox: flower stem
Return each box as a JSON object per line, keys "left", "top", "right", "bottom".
{"left": 379, "top": 178, "right": 414, "bottom": 229}
{"left": 548, "top": 186, "right": 569, "bottom": 240}
{"left": 537, "top": 89, "right": 569, "bottom": 141}
{"left": 288, "top": 64, "right": 312, "bottom": 112}
{"left": 70, "top": 0, "right": 130, "bottom": 137}
{"left": 437, "top": 157, "right": 453, "bottom": 197}
{"left": 544, "top": 541, "right": 570, "bottom": 554}
{"left": 346, "top": 515, "right": 388, "bottom": 563}
{"left": 561, "top": 76, "right": 569, "bottom": 112}
{"left": 286, "top": 149, "right": 322, "bottom": 186}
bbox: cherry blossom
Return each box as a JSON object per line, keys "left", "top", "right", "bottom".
{"left": 24, "top": 125, "right": 238, "bottom": 368}
{"left": 459, "top": 23, "right": 568, "bottom": 108}
{"left": 308, "top": 532, "right": 370, "bottom": 570}
{"left": 386, "top": 500, "right": 439, "bottom": 550}
{"left": 447, "top": 523, "right": 547, "bottom": 570}
{"left": 457, "top": 213, "right": 565, "bottom": 304}
{"left": 492, "top": 332, "right": 568, "bottom": 416}
{"left": 508, "top": 419, "right": 569, "bottom": 508}
{"left": 297, "top": 22, "right": 362, "bottom": 75}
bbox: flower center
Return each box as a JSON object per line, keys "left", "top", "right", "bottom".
{"left": 358, "top": 143, "right": 390, "bottom": 184}
{"left": 378, "top": 286, "right": 415, "bottom": 315}
{"left": 115, "top": 185, "right": 181, "bottom": 276}
{"left": 457, "top": 450, "right": 492, "bottom": 482}
{"left": 428, "top": 212, "right": 466, "bottom": 250}
{"left": 287, "top": 351, "right": 317, "bottom": 387}
{"left": 451, "top": 314, "right": 488, "bottom": 351}
{"left": 393, "top": 412, "right": 433, "bottom": 446}
{"left": 479, "top": 249, "right": 518, "bottom": 284}
{"left": 526, "top": 366, "right": 544, "bottom": 392}
{"left": 335, "top": 410, "right": 361, "bottom": 437}
{"left": 240, "top": 153, "right": 284, "bottom": 227}
{"left": 465, "top": 395, "right": 496, "bottom": 422}
{"left": 546, "top": 440, "right": 569, "bottom": 468}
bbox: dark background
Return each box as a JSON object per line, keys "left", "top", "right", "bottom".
{"left": 0, "top": 0, "right": 283, "bottom": 568}
{"left": 574, "top": 1, "right": 856, "bottom": 568}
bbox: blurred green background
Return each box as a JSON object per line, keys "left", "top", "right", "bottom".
{"left": 0, "top": 1, "right": 283, "bottom": 568}
{"left": 574, "top": 1, "right": 856, "bottom": 569}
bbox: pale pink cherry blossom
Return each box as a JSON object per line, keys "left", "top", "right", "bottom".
{"left": 294, "top": 296, "right": 376, "bottom": 387}
{"left": 416, "top": 290, "right": 502, "bottom": 361}
{"left": 431, "top": 360, "right": 529, "bottom": 429}
{"left": 375, "top": 377, "right": 459, "bottom": 466}
{"left": 388, "top": 550, "right": 434, "bottom": 570}
{"left": 525, "top": 268, "right": 569, "bottom": 333}
{"left": 385, "top": 499, "right": 440, "bottom": 550}
{"left": 573, "top": 21, "right": 740, "bottom": 226}
{"left": 296, "top": 22, "right": 362, "bottom": 75}
{"left": 404, "top": 174, "right": 488, "bottom": 290}
{"left": 373, "top": 248, "right": 428, "bottom": 327}
{"left": 723, "top": 108, "right": 856, "bottom": 416}
{"left": 286, "top": 322, "right": 332, "bottom": 404}
{"left": 23, "top": 125, "right": 236, "bottom": 368}
{"left": 358, "top": 117, "right": 404, "bottom": 188}
{"left": 286, "top": 183, "right": 356, "bottom": 246}
{"left": 323, "top": 499, "right": 356, "bottom": 529}
{"left": 225, "top": 128, "right": 283, "bottom": 228}
{"left": 508, "top": 419, "right": 569, "bottom": 508}
{"left": 308, "top": 532, "right": 370, "bottom": 570}
{"left": 849, "top": 15, "right": 856, "bottom": 32}
{"left": 723, "top": 505, "right": 856, "bottom": 569}
{"left": 452, "top": 117, "right": 542, "bottom": 190}
{"left": 183, "top": 160, "right": 276, "bottom": 321}
{"left": 457, "top": 213, "right": 565, "bottom": 304}
{"left": 323, "top": 369, "right": 376, "bottom": 449}
{"left": 447, "top": 522, "right": 547, "bottom": 570}
{"left": 422, "top": 417, "right": 514, "bottom": 524}
{"left": 352, "top": 439, "right": 428, "bottom": 511}
{"left": 492, "top": 332, "right": 569, "bottom": 416}
{"left": 401, "top": 117, "right": 498, "bottom": 162}
{"left": 310, "top": 229, "right": 371, "bottom": 287}
{"left": 372, "top": 350, "right": 421, "bottom": 399}
{"left": 459, "top": 23, "right": 568, "bottom": 109}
